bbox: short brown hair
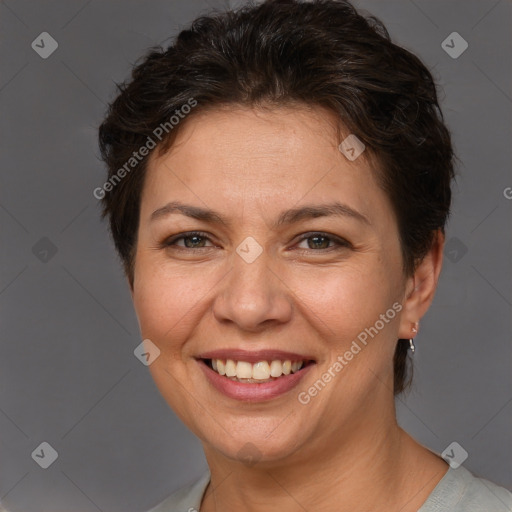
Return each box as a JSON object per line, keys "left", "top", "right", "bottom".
{"left": 98, "top": 0, "right": 456, "bottom": 394}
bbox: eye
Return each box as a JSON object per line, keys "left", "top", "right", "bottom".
{"left": 162, "top": 231, "right": 215, "bottom": 249}
{"left": 295, "top": 232, "right": 351, "bottom": 251}
{"left": 160, "top": 231, "right": 351, "bottom": 252}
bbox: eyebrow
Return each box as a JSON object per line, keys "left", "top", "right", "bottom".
{"left": 150, "top": 200, "right": 370, "bottom": 227}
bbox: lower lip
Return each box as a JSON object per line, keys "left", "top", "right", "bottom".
{"left": 197, "top": 360, "right": 315, "bottom": 402}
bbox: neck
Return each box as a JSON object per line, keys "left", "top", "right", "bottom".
{"left": 200, "top": 401, "right": 447, "bottom": 512}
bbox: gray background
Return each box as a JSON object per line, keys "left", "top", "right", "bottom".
{"left": 0, "top": 0, "right": 511, "bottom": 510}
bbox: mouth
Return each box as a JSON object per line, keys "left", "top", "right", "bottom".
{"left": 196, "top": 350, "right": 316, "bottom": 401}
{"left": 202, "top": 358, "right": 315, "bottom": 383}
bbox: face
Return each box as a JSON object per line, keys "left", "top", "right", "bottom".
{"left": 132, "top": 105, "right": 414, "bottom": 466}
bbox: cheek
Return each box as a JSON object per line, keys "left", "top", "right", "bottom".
{"left": 291, "top": 261, "right": 399, "bottom": 341}
{"left": 132, "top": 260, "right": 202, "bottom": 349}
{"left": 132, "top": 262, "right": 209, "bottom": 416}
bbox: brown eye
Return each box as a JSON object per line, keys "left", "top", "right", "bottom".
{"left": 180, "top": 234, "right": 208, "bottom": 248}
{"left": 305, "top": 235, "right": 331, "bottom": 249}
{"left": 296, "top": 232, "right": 351, "bottom": 251}
{"left": 163, "top": 231, "right": 214, "bottom": 249}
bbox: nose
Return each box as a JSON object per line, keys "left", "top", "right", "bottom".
{"left": 212, "top": 248, "right": 293, "bottom": 332}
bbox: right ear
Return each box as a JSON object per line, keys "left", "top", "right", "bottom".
{"left": 397, "top": 230, "right": 444, "bottom": 340}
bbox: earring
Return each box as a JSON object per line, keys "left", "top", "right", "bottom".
{"left": 409, "top": 322, "right": 418, "bottom": 353}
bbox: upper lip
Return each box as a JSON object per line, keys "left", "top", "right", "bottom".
{"left": 196, "top": 349, "right": 315, "bottom": 364}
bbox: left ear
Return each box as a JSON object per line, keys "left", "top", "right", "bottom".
{"left": 398, "top": 230, "right": 445, "bottom": 339}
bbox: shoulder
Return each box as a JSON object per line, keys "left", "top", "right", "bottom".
{"left": 420, "top": 465, "right": 512, "bottom": 512}
{"left": 145, "top": 471, "right": 210, "bottom": 512}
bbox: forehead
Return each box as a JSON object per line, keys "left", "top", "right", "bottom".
{"left": 140, "top": 105, "right": 390, "bottom": 228}
{"left": 165, "top": 105, "right": 351, "bottom": 162}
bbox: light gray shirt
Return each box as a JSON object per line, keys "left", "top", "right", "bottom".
{"left": 147, "top": 465, "right": 512, "bottom": 512}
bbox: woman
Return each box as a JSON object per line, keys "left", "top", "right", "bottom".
{"left": 98, "top": 0, "right": 512, "bottom": 510}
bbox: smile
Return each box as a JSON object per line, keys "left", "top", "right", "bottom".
{"left": 196, "top": 350, "right": 316, "bottom": 401}
{"left": 205, "top": 358, "right": 310, "bottom": 382}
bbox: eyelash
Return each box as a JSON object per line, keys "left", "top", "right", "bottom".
{"left": 161, "top": 231, "right": 351, "bottom": 252}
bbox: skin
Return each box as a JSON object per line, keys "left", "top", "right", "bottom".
{"left": 131, "top": 105, "right": 449, "bottom": 511}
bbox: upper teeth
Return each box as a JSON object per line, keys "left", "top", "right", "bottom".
{"left": 211, "top": 359, "right": 305, "bottom": 380}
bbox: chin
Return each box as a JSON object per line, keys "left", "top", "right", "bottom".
{"left": 199, "top": 419, "right": 309, "bottom": 466}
